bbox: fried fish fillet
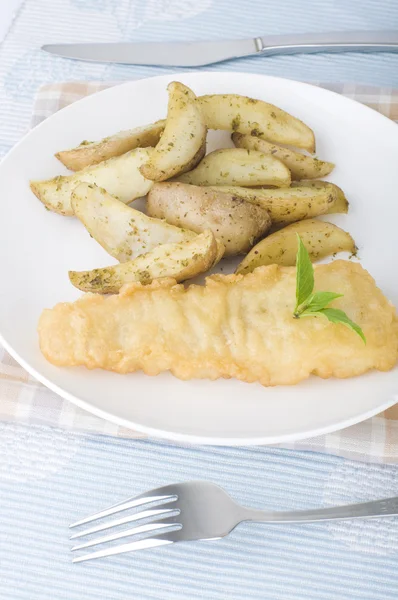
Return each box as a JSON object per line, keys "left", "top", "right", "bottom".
{"left": 38, "top": 261, "right": 398, "bottom": 386}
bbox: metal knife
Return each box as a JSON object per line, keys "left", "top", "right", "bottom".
{"left": 42, "top": 31, "right": 398, "bottom": 68}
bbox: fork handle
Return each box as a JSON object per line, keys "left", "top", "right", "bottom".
{"left": 243, "top": 496, "right": 398, "bottom": 524}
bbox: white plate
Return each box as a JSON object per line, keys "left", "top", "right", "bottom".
{"left": 0, "top": 72, "right": 397, "bottom": 445}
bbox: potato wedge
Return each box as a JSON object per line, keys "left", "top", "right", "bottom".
{"left": 175, "top": 149, "right": 291, "bottom": 188}
{"left": 232, "top": 133, "right": 333, "bottom": 180}
{"left": 208, "top": 184, "right": 341, "bottom": 225}
{"left": 55, "top": 120, "right": 165, "bottom": 171}
{"left": 236, "top": 219, "right": 356, "bottom": 275}
{"left": 69, "top": 230, "right": 218, "bottom": 293}
{"left": 30, "top": 148, "right": 153, "bottom": 216}
{"left": 147, "top": 182, "right": 272, "bottom": 256}
{"left": 140, "top": 82, "right": 207, "bottom": 182}
{"left": 291, "top": 180, "right": 348, "bottom": 214}
{"left": 198, "top": 94, "right": 315, "bottom": 152}
{"left": 72, "top": 182, "right": 197, "bottom": 262}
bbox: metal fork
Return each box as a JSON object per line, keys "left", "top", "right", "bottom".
{"left": 70, "top": 481, "right": 398, "bottom": 563}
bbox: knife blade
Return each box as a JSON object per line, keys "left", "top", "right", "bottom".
{"left": 42, "top": 31, "right": 398, "bottom": 68}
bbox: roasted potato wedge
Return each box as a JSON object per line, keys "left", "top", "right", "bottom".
{"left": 175, "top": 149, "right": 291, "bottom": 188}
{"left": 69, "top": 230, "right": 218, "bottom": 293}
{"left": 291, "top": 180, "right": 348, "bottom": 214}
{"left": 232, "top": 133, "right": 333, "bottom": 180}
{"left": 30, "top": 148, "right": 153, "bottom": 216}
{"left": 140, "top": 82, "right": 207, "bottom": 182}
{"left": 55, "top": 120, "right": 165, "bottom": 171}
{"left": 236, "top": 219, "right": 356, "bottom": 275}
{"left": 72, "top": 182, "right": 197, "bottom": 262}
{"left": 147, "top": 182, "right": 272, "bottom": 256}
{"left": 198, "top": 94, "right": 315, "bottom": 152}
{"left": 208, "top": 184, "right": 341, "bottom": 225}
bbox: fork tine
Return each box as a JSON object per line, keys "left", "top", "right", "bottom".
{"left": 71, "top": 516, "right": 180, "bottom": 551}
{"left": 72, "top": 534, "right": 174, "bottom": 563}
{"left": 70, "top": 492, "right": 176, "bottom": 528}
{"left": 70, "top": 507, "right": 177, "bottom": 540}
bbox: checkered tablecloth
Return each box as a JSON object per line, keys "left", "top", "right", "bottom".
{"left": 1, "top": 79, "right": 397, "bottom": 462}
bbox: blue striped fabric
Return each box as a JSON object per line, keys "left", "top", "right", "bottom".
{"left": 0, "top": 1, "right": 398, "bottom": 598}
{"left": 0, "top": 422, "right": 398, "bottom": 599}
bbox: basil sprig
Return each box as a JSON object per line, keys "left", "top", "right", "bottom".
{"left": 294, "top": 235, "right": 366, "bottom": 344}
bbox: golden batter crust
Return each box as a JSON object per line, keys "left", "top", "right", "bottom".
{"left": 38, "top": 261, "right": 398, "bottom": 386}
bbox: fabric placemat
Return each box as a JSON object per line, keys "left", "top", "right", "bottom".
{"left": 1, "top": 80, "right": 397, "bottom": 463}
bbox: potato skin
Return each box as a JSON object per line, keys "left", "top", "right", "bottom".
{"left": 147, "top": 182, "right": 272, "bottom": 256}
{"left": 69, "top": 230, "right": 218, "bottom": 294}
{"left": 140, "top": 82, "right": 207, "bottom": 182}
{"left": 291, "top": 180, "right": 348, "bottom": 214}
{"left": 55, "top": 120, "right": 165, "bottom": 171}
{"left": 209, "top": 184, "right": 337, "bottom": 225}
{"left": 71, "top": 182, "right": 197, "bottom": 263}
{"left": 30, "top": 148, "right": 153, "bottom": 216}
{"left": 175, "top": 148, "right": 291, "bottom": 188}
{"left": 198, "top": 94, "right": 315, "bottom": 152}
{"left": 236, "top": 219, "right": 356, "bottom": 275}
{"left": 232, "top": 133, "right": 334, "bottom": 180}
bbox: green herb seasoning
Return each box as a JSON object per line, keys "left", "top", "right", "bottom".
{"left": 294, "top": 235, "right": 365, "bottom": 343}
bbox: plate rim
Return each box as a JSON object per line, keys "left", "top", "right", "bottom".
{"left": 1, "top": 330, "right": 397, "bottom": 445}
{"left": 0, "top": 71, "right": 397, "bottom": 445}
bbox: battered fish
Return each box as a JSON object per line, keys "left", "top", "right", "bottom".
{"left": 38, "top": 261, "right": 398, "bottom": 386}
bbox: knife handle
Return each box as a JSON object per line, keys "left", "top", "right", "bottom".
{"left": 257, "top": 30, "right": 398, "bottom": 56}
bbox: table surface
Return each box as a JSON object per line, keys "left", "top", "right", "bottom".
{"left": 0, "top": 1, "right": 398, "bottom": 599}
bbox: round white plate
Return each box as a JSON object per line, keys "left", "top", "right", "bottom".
{"left": 0, "top": 72, "right": 397, "bottom": 445}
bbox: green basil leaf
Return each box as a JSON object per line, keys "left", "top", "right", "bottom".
{"left": 295, "top": 234, "right": 314, "bottom": 309}
{"left": 315, "top": 307, "right": 366, "bottom": 344}
{"left": 304, "top": 291, "right": 343, "bottom": 313}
